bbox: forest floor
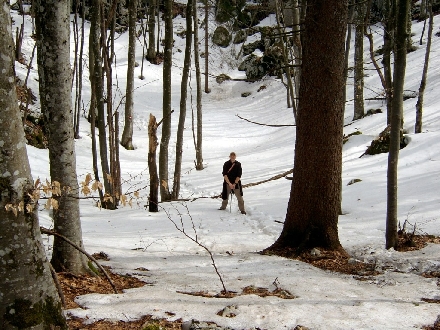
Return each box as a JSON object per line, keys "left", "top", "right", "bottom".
{"left": 63, "top": 233, "right": 440, "bottom": 330}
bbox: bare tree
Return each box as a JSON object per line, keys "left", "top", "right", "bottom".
{"left": 147, "top": 0, "right": 157, "bottom": 62}
{"left": 90, "top": 0, "right": 112, "bottom": 198}
{"left": 353, "top": 0, "right": 366, "bottom": 120}
{"left": 193, "top": 0, "right": 204, "bottom": 170}
{"left": 148, "top": 114, "right": 159, "bottom": 212}
{"left": 74, "top": 0, "right": 86, "bottom": 139}
{"left": 264, "top": 0, "right": 348, "bottom": 255}
{"left": 159, "top": 0, "right": 174, "bottom": 201}
{"left": 383, "top": 0, "right": 395, "bottom": 124}
{"left": 204, "top": 0, "right": 210, "bottom": 93}
{"left": 415, "top": 0, "right": 433, "bottom": 133}
{"left": 386, "top": 0, "right": 411, "bottom": 249}
{"left": 172, "top": 0, "right": 193, "bottom": 199}
{"left": 121, "top": 0, "right": 138, "bottom": 150}
{"left": 35, "top": 0, "right": 90, "bottom": 274}
{"left": 0, "top": 6, "right": 67, "bottom": 328}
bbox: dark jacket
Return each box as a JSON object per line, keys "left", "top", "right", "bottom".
{"left": 221, "top": 160, "right": 243, "bottom": 199}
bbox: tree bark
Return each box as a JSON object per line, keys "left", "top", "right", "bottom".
{"left": 386, "top": 0, "right": 410, "bottom": 249}
{"left": 193, "top": 0, "right": 204, "bottom": 170}
{"left": 265, "top": 0, "right": 348, "bottom": 255}
{"left": 0, "top": 6, "right": 67, "bottom": 328}
{"left": 353, "top": 0, "right": 366, "bottom": 120}
{"left": 74, "top": 0, "right": 85, "bottom": 139}
{"left": 204, "top": 0, "right": 210, "bottom": 93}
{"left": 148, "top": 114, "right": 159, "bottom": 212}
{"left": 147, "top": 0, "right": 157, "bottom": 62}
{"left": 172, "top": 0, "right": 193, "bottom": 199}
{"left": 35, "top": 0, "right": 90, "bottom": 274}
{"left": 415, "top": 0, "right": 433, "bottom": 133}
{"left": 383, "top": 0, "right": 395, "bottom": 124}
{"left": 121, "top": 0, "right": 137, "bottom": 150}
{"left": 159, "top": 0, "right": 173, "bottom": 201}
{"left": 91, "top": 0, "right": 112, "bottom": 197}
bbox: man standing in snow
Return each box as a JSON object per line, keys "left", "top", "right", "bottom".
{"left": 219, "top": 152, "right": 246, "bottom": 214}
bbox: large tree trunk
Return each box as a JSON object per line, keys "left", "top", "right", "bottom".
{"left": 193, "top": 0, "right": 204, "bottom": 170}
{"left": 353, "top": 0, "right": 366, "bottom": 120}
{"left": 172, "top": 0, "right": 193, "bottom": 199}
{"left": 121, "top": 0, "right": 137, "bottom": 150}
{"left": 35, "top": 0, "right": 90, "bottom": 274}
{"left": 415, "top": 0, "right": 433, "bottom": 134}
{"left": 159, "top": 0, "right": 173, "bottom": 201}
{"left": 265, "top": 0, "right": 348, "bottom": 255}
{"left": 0, "top": 7, "right": 67, "bottom": 328}
{"left": 386, "top": 0, "right": 410, "bottom": 249}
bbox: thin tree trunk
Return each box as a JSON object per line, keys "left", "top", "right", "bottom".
{"left": 415, "top": 0, "right": 433, "bottom": 133}
{"left": 353, "top": 0, "right": 366, "bottom": 120}
{"left": 204, "top": 0, "right": 210, "bottom": 93}
{"left": 74, "top": 0, "right": 86, "bottom": 139}
{"left": 35, "top": 0, "right": 90, "bottom": 274}
{"left": 383, "top": 0, "right": 395, "bottom": 124}
{"left": 291, "top": 0, "right": 301, "bottom": 112}
{"left": 343, "top": 0, "right": 355, "bottom": 108}
{"left": 148, "top": 114, "right": 159, "bottom": 212}
{"left": 193, "top": 0, "right": 204, "bottom": 170}
{"left": 159, "top": 0, "right": 173, "bottom": 201}
{"left": 91, "top": 0, "right": 112, "bottom": 197}
{"left": 121, "top": 0, "right": 137, "bottom": 150}
{"left": 386, "top": 0, "right": 410, "bottom": 250}
{"left": 274, "top": 0, "right": 297, "bottom": 120}
{"left": 172, "top": 0, "right": 193, "bottom": 199}
{"left": 0, "top": 7, "right": 67, "bottom": 327}
{"left": 147, "top": 0, "right": 157, "bottom": 62}
{"left": 102, "top": 5, "right": 118, "bottom": 208}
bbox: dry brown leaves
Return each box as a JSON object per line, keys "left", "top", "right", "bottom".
{"left": 396, "top": 233, "right": 440, "bottom": 252}
{"left": 177, "top": 285, "right": 296, "bottom": 300}
{"left": 59, "top": 268, "right": 145, "bottom": 310}
{"left": 67, "top": 315, "right": 182, "bottom": 330}
{"left": 61, "top": 266, "right": 182, "bottom": 329}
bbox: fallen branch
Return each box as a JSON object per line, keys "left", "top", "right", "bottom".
{"left": 211, "top": 168, "right": 294, "bottom": 199}
{"left": 242, "top": 169, "right": 293, "bottom": 188}
{"left": 236, "top": 114, "right": 295, "bottom": 127}
{"left": 40, "top": 227, "right": 118, "bottom": 294}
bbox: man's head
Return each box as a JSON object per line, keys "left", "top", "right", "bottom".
{"left": 229, "top": 152, "right": 236, "bottom": 162}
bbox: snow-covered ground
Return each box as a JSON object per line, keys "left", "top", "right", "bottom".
{"left": 11, "top": 5, "right": 440, "bottom": 330}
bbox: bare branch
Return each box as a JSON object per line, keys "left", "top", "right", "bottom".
{"left": 236, "top": 114, "right": 295, "bottom": 127}
{"left": 40, "top": 227, "right": 118, "bottom": 294}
